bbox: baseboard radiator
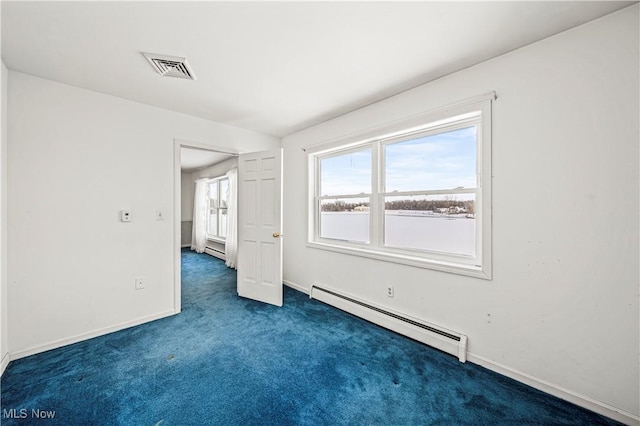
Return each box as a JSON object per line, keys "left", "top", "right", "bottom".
{"left": 309, "top": 285, "right": 468, "bottom": 362}
{"left": 204, "top": 246, "right": 225, "bottom": 261}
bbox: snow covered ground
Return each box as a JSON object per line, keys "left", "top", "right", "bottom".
{"left": 320, "top": 211, "right": 475, "bottom": 256}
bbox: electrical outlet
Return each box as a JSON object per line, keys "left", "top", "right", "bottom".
{"left": 135, "top": 277, "right": 145, "bottom": 290}
{"left": 387, "top": 285, "right": 394, "bottom": 298}
{"left": 121, "top": 210, "right": 132, "bottom": 222}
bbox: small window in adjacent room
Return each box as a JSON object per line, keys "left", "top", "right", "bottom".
{"left": 308, "top": 93, "right": 494, "bottom": 279}
{"left": 207, "top": 177, "right": 229, "bottom": 241}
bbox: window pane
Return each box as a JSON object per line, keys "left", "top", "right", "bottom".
{"left": 220, "top": 179, "right": 229, "bottom": 208}
{"left": 219, "top": 209, "right": 228, "bottom": 238}
{"left": 320, "top": 198, "right": 370, "bottom": 243}
{"left": 320, "top": 148, "right": 371, "bottom": 196}
{"left": 209, "top": 182, "right": 218, "bottom": 208}
{"left": 385, "top": 126, "right": 477, "bottom": 193}
{"left": 208, "top": 210, "right": 218, "bottom": 237}
{"left": 384, "top": 194, "right": 475, "bottom": 257}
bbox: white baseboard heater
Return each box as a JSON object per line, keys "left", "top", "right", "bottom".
{"left": 309, "top": 285, "right": 468, "bottom": 362}
{"left": 204, "top": 246, "right": 225, "bottom": 261}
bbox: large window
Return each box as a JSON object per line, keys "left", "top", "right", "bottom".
{"left": 207, "top": 177, "right": 229, "bottom": 241}
{"left": 309, "top": 95, "right": 493, "bottom": 278}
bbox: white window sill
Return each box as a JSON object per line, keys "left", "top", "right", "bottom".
{"left": 206, "top": 237, "right": 226, "bottom": 244}
{"left": 307, "top": 240, "right": 490, "bottom": 280}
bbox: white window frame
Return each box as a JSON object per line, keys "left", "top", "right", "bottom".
{"left": 316, "top": 144, "right": 374, "bottom": 244}
{"left": 206, "top": 176, "right": 229, "bottom": 242}
{"left": 307, "top": 93, "right": 494, "bottom": 279}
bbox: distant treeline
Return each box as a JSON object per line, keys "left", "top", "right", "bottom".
{"left": 321, "top": 199, "right": 474, "bottom": 213}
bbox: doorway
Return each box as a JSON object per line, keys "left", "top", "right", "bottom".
{"left": 173, "top": 139, "right": 239, "bottom": 313}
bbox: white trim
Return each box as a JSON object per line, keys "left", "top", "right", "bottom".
{"left": 174, "top": 140, "right": 183, "bottom": 314}
{"left": 0, "top": 351, "right": 9, "bottom": 376}
{"left": 303, "top": 92, "right": 496, "bottom": 154}
{"left": 307, "top": 239, "right": 489, "bottom": 280}
{"left": 283, "top": 279, "right": 309, "bottom": 294}
{"left": 206, "top": 236, "right": 226, "bottom": 244}
{"left": 467, "top": 353, "right": 640, "bottom": 426}
{"left": 10, "top": 309, "right": 178, "bottom": 361}
{"left": 174, "top": 139, "right": 244, "bottom": 157}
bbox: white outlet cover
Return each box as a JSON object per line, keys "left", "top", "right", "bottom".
{"left": 135, "top": 277, "right": 145, "bottom": 290}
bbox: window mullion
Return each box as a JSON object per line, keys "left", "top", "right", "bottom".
{"left": 370, "top": 141, "right": 381, "bottom": 248}
{"left": 318, "top": 193, "right": 373, "bottom": 200}
{"left": 215, "top": 180, "right": 220, "bottom": 238}
{"left": 381, "top": 188, "right": 476, "bottom": 197}
{"left": 314, "top": 155, "right": 321, "bottom": 241}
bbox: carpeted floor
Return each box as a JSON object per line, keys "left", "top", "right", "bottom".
{"left": 1, "top": 249, "right": 620, "bottom": 425}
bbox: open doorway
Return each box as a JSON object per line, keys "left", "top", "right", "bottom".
{"left": 173, "top": 139, "right": 240, "bottom": 313}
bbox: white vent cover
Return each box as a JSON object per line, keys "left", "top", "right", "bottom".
{"left": 142, "top": 52, "right": 197, "bottom": 80}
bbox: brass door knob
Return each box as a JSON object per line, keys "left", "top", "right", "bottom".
{"left": 273, "top": 232, "right": 281, "bottom": 238}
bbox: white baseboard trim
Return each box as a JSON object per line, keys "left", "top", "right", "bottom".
{"left": 467, "top": 353, "right": 639, "bottom": 425}
{"left": 0, "top": 351, "right": 9, "bottom": 376}
{"left": 283, "top": 278, "right": 638, "bottom": 425}
{"left": 9, "top": 309, "right": 179, "bottom": 361}
{"left": 181, "top": 244, "right": 191, "bottom": 248}
{"left": 284, "top": 280, "right": 309, "bottom": 295}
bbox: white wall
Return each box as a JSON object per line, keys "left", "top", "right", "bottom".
{"left": 7, "top": 71, "right": 278, "bottom": 357}
{"left": 180, "top": 171, "right": 194, "bottom": 246}
{"left": 282, "top": 6, "right": 639, "bottom": 422}
{"left": 0, "top": 61, "right": 8, "bottom": 374}
{"left": 181, "top": 172, "right": 194, "bottom": 222}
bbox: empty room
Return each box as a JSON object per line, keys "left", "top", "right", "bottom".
{"left": 0, "top": 2, "right": 638, "bottom": 425}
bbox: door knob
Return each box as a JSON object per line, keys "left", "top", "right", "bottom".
{"left": 273, "top": 232, "right": 281, "bottom": 238}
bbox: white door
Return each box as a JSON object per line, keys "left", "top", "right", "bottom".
{"left": 237, "top": 148, "right": 283, "bottom": 306}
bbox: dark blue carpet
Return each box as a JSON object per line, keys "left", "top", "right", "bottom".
{"left": 1, "top": 249, "right": 620, "bottom": 425}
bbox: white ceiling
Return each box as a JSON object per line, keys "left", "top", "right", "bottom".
{"left": 1, "top": 1, "right": 634, "bottom": 138}
{"left": 180, "top": 147, "right": 235, "bottom": 172}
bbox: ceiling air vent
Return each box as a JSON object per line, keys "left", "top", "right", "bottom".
{"left": 142, "top": 52, "right": 197, "bottom": 80}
